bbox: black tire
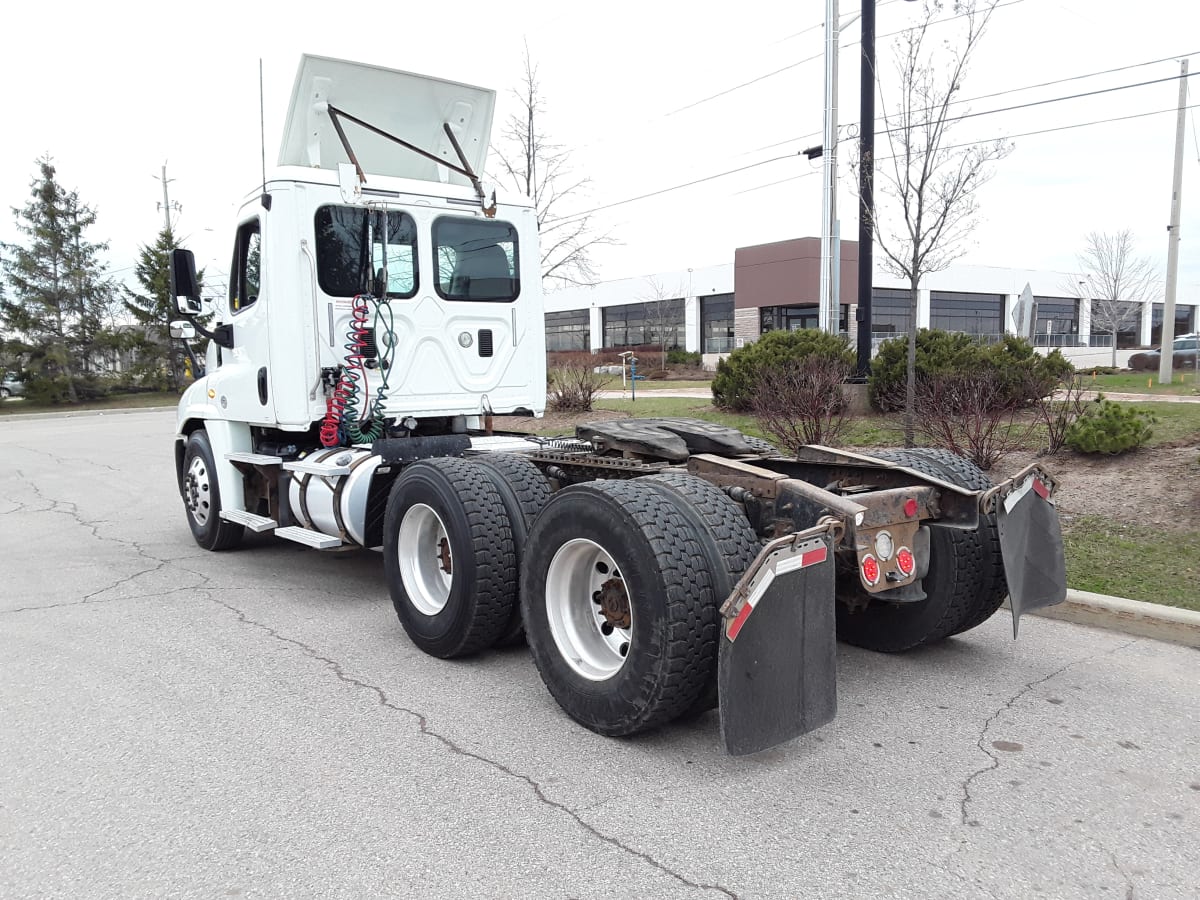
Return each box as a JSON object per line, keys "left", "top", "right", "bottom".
{"left": 835, "top": 448, "right": 1007, "bottom": 652}
{"left": 383, "top": 458, "right": 517, "bottom": 658}
{"left": 521, "top": 479, "right": 719, "bottom": 736}
{"left": 471, "top": 453, "right": 553, "bottom": 646}
{"left": 639, "top": 473, "right": 761, "bottom": 716}
{"left": 180, "top": 430, "right": 244, "bottom": 551}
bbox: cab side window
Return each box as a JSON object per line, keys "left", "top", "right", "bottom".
{"left": 230, "top": 219, "right": 262, "bottom": 313}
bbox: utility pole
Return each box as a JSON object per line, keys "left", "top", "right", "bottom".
{"left": 818, "top": 0, "right": 841, "bottom": 335}
{"left": 1158, "top": 59, "right": 1188, "bottom": 386}
{"left": 155, "top": 162, "right": 182, "bottom": 234}
{"left": 855, "top": 0, "right": 877, "bottom": 375}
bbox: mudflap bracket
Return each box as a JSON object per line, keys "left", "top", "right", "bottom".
{"left": 718, "top": 519, "right": 840, "bottom": 756}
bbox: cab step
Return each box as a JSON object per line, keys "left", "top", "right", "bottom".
{"left": 219, "top": 509, "right": 278, "bottom": 532}
{"left": 274, "top": 526, "right": 343, "bottom": 550}
{"left": 226, "top": 452, "right": 283, "bottom": 465}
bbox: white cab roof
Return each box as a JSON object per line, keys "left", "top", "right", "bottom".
{"left": 278, "top": 55, "right": 495, "bottom": 187}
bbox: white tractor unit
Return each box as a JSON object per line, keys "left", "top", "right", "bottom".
{"left": 171, "top": 55, "right": 1067, "bottom": 755}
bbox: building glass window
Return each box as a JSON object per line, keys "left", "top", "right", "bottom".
{"left": 870, "top": 288, "right": 913, "bottom": 335}
{"left": 1090, "top": 300, "right": 1142, "bottom": 347}
{"left": 545, "top": 309, "right": 591, "bottom": 351}
{"left": 1151, "top": 303, "right": 1196, "bottom": 345}
{"left": 1032, "top": 297, "right": 1078, "bottom": 346}
{"left": 929, "top": 291, "right": 1003, "bottom": 336}
{"left": 760, "top": 303, "right": 848, "bottom": 334}
{"left": 701, "top": 293, "right": 734, "bottom": 353}
{"left": 603, "top": 300, "right": 685, "bottom": 349}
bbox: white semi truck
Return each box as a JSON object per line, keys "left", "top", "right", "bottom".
{"left": 171, "top": 55, "right": 1067, "bottom": 755}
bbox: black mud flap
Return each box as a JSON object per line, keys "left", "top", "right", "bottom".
{"left": 718, "top": 530, "right": 837, "bottom": 756}
{"left": 996, "top": 472, "right": 1067, "bottom": 637}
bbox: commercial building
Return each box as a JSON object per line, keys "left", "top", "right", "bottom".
{"left": 544, "top": 237, "right": 1199, "bottom": 368}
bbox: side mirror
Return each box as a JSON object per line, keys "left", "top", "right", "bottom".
{"left": 169, "top": 320, "right": 197, "bottom": 340}
{"left": 170, "top": 248, "right": 203, "bottom": 315}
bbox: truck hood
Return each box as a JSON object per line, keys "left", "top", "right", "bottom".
{"left": 278, "top": 54, "right": 495, "bottom": 188}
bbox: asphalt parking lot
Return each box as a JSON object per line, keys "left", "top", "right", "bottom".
{"left": 2, "top": 409, "right": 1197, "bottom": 899}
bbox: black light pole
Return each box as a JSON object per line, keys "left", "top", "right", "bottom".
{"left": 855, "top": 0, "right": 877, "bottom": 377}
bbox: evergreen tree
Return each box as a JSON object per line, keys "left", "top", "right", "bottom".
{"left": 122, "top": 225, "right": 203, "bottom": 390}
{"left": 0, "top": 155, "right": 116, "bottom": 402}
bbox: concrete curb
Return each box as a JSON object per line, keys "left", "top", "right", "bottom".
{"left": 1025, "top": 589, "right": 1200, "bottom": 649}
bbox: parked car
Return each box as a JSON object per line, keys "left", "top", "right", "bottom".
{"left": 0, "top": 373, "right": 25, "bottom": 399}
{"left": 1128, "top": 334, "right": 1200, "bottom": 371}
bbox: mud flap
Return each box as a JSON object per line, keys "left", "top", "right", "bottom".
{"left": 718, "top": 530, "right": 837, "bottom": 756}
{"left": 996, "top": 473, "right": 1067, "bottom": 637}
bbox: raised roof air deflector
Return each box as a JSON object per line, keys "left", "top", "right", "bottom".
{"left": 278, "top": 55, "right": 496, "bottom": 185}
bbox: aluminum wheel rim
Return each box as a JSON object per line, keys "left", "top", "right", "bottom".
{"left": 184, "top": 455, "right": 212, "bottom": 527}
{"left": 397, "top": 503, "right": 453, "bottom": 616}
{"left": 545, "top": 539, "right": 633, "bottom": 681}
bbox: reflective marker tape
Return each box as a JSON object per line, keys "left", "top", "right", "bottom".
{"left": 726, "top": 542, "right": 829, "bottom": 642}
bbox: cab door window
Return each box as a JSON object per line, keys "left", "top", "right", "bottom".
{"left": 230, "top": 219, "right": 261, "bottom": 313}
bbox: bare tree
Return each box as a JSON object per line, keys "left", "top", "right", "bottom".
{"left": 871, "top": 0, "right": 1012, "bottom": 445}
{"left": 491, "top": 45, "right": 614, "bottom": 289}
{"left": 640, "top": 277, "right": 686, "bottom": 369}
{"left": 1062, "top": 230, "right": 1157, "bottom": 368}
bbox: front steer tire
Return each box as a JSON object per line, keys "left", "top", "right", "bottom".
{"left": 181, "top": 430, "right": 244, "bottom": 552}
{"left": 383, "top": 458, "right": 517, "bottom": 658}
{"left": 520, "top": 479, "right": 719, "bottom": 737}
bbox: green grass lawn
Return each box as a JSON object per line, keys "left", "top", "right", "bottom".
{"left": 0, "top": 391, "right": 181, "bottom": 416}
{"left": 596, "top": 377, "right": 713, "bottom": 392}
{"left": 1062, "top": 516, "right": 1200, "bottom": 611}
{"left": 1082, "top": 371, "right": 1200, "bottom": 395}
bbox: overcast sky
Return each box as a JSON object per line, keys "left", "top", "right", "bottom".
{"left": 1, "top": 0, "right": 1197, "bottom": 301}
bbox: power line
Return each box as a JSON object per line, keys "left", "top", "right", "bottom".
{"left": 738, "top": 102, "right": 1200, "bottom": 194}
{"left": 544, "top": 155, "right": 798, "bottom": 227}
{"left": 752, "top": 49, "right": 1200, "bottom": 154}
{"left": 665, "top": 0, "right": 1025, "bottom": 118}
{"left": 769, "top": 0, "right": 908, "bottom": 45}
{"left": 868, "top": 70, "right": 1198, "bottom": 140}
{"left": 550, "top": 86, "right": 1200, "bottom": 225}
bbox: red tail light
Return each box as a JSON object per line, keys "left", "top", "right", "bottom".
{"left": 861, "top": 554, "right": 881, "bottom": 586}
{"left": 896, "top": 547, "right": 915, "bottom": 576}
{"left": 903, "top": 498, "right": 918, "bottom": 518}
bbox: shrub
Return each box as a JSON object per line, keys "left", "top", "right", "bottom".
{"left": 909, "top": 371, "right": 1031, "bottom": 470}
{"left": 1032, "top": 373, "right": 1088, "bottom": 455}
{"left": 1064, "top": 395, "right": 1155, "bottom": 454}
{"left": 547, "top": 363, "right": 607, "bottom": 413}
{"left": 751, "top": 356, "right": 850, "bottom": 452}
{"left": 713, "top": 330, "right": 855, "bottom": 412}
{"left": 869, "top": 330, "right": 1070, "bottom": 411}
{"left": 666, "top": 349, "right": 701, "bottom": 367}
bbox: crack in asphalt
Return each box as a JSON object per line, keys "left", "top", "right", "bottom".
{"left": 2, "top": 475, "right": 179, "bottom": 612}
{"left": 10, "top": 443, "right": 124, "bottom": 474}
{"left": 959, "top": 638, "right": 1140, "bottom": 826}
{"left": 1108, "top": 849, "right": 1136, "bottom": 900}
{"left": 3, "top": 583, "right": 206, "bottom": 615}
{"left": 196, "top": 581, "right": 737, "bottom": 899}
